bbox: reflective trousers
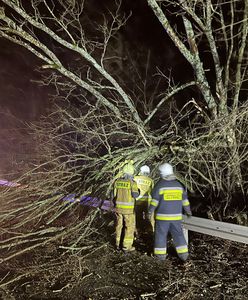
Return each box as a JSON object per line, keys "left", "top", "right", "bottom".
{"left": 116, "top": 213, "right": 135, "bottom": 250}
{"left": 154, "top": 220, "right": 189, "bottom": 261}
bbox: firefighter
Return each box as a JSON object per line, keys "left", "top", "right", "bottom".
{"left": 113, "top": 161, "right": 139, "bottom": 252}
{"left": 134, "top": 165, "right": 154, "bottom": 238}
{"left": 148, "top": 163, "right": 192, "bottom": 261}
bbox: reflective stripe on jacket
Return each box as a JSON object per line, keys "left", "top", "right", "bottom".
{"left": 114, "top": 178, "right": 139, "bottom": 214}
{"left": 148, "top": 175, "right": 191, "bottom": 221}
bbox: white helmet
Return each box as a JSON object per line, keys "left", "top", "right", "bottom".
{"left": 139, "top": 165, "right": 150, "bottom": 175}
{"left": 159, "top": 163, "right": 173, "bottom": 177}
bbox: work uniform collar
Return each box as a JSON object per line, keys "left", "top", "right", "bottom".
{"left": 123, "top": 174, "right": 134, "bottom": 180}
{"left": 162, "top": 174, "right": 176, "bottom": 181}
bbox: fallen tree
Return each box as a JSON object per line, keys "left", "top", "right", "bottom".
{"left": 0, "top": 0, "right": 247, "bottom": 285}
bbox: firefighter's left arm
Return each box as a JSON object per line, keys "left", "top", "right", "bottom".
{"left": 111, "top": 181, "right": 117, "bottom": 207}
{"left": 151, "top": 179, "right": 154, "bottom": 190}
{"left": 148, "top": 182, "right": 159, "bottom": 214}
{"left": 182, "top": 188, "right": 192, "bottom": 216}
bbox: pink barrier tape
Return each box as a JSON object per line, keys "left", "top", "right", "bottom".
{"left": 62, "top": 194, "right": 113, "bottom": 211}
{"left": 0, "top": 179, "right": 21, "bottom": 187}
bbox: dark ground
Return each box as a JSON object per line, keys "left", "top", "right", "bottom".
{"left": 0, "top": 210, "right": 247, "bottom": 300}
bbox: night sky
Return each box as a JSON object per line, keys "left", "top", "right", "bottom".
{"left": 0, "top": 39, "right": 50, "bottom": 123}
{"left": 0, "top": 0, "right": 191, "bottom": 125}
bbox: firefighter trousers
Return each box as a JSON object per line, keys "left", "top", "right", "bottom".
{"left": 136, "top": 202, "right": 154, "bottom": 235}
{"left": 154, "top": 220, "right": 189, "bottom": 261}
{"left": 116, "top": 213, "right": 135, "bottom": 250}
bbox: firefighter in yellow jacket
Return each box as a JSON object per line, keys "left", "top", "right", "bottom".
{"left": 113, "top": 161, "right": 139, "bottom": 252}
{"left": 134, "top": 165, "right": 154, "bottom": 237}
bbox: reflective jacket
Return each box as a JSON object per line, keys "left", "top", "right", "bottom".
{"left": 114, "top": 177, "right": 139, "bottom": 215}
{"left": 134, "top": 175, "right": 154, "bottom": 204}
{"left": 148, "top": 175, "right": 191, "bottom": 221}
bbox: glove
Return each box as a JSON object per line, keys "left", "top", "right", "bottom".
{"left": 146, "top": 212, "right": 152, "bottom": 220}
{"left": 186, "top": 211, "right": 192, "bottom": 218}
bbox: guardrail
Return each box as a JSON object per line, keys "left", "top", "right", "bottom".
{"left": 62, "top": 195, "right": 248, "bottom": 245}
{"left": 182, "top": 215, "right": 248, "bottom": 244}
